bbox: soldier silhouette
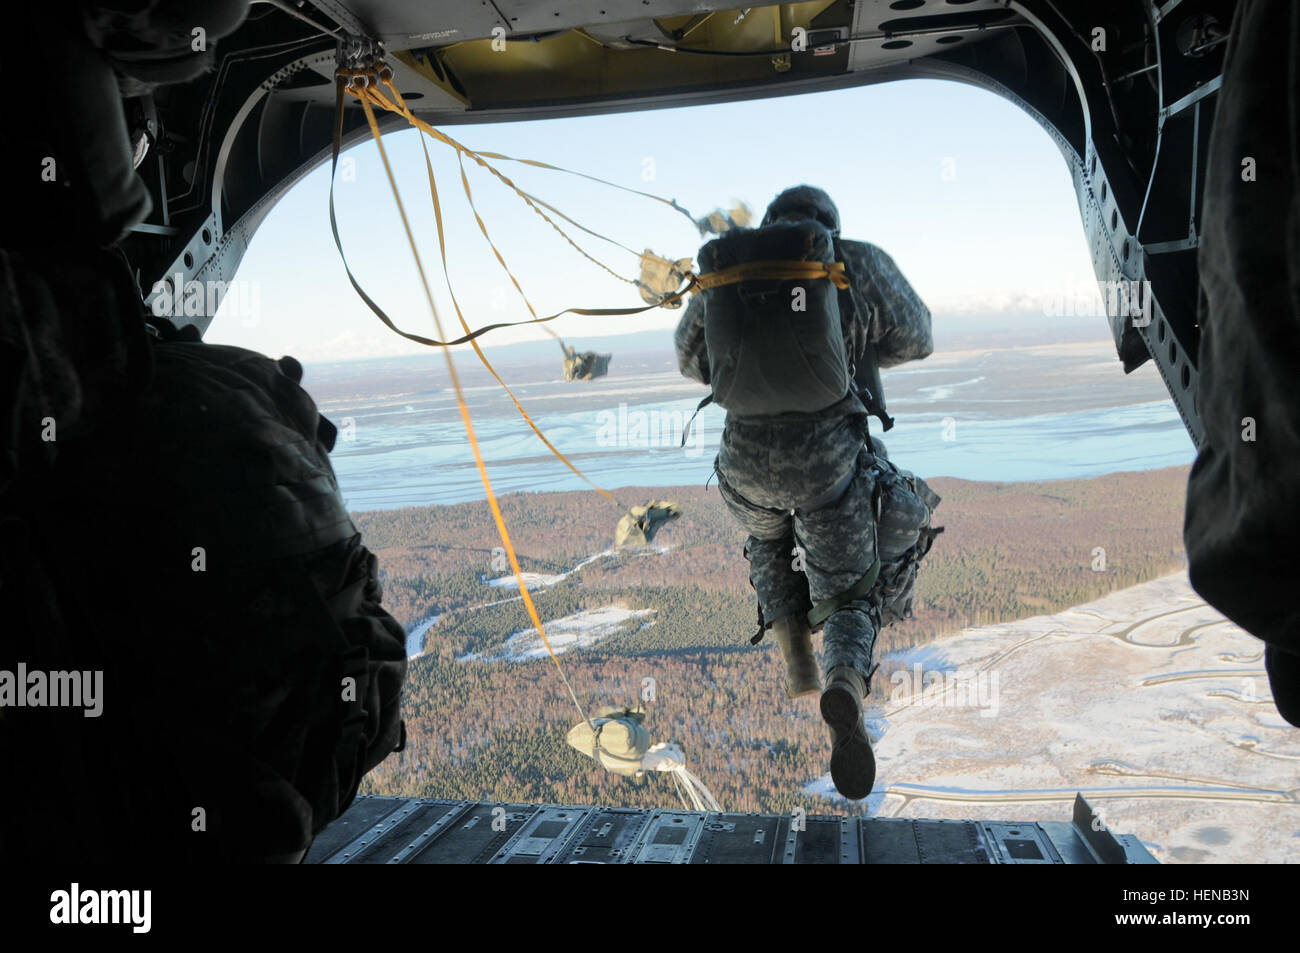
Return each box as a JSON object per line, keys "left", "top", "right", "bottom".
{"left": 675, "top": 185, "right": 940, "bottom": 799}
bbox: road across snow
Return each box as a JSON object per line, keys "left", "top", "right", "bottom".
{"left": 802, "top": 572, "right": 1300, "bottom": 864}
{"left": 483, "top": 549, "right": 619, "bottom": 591}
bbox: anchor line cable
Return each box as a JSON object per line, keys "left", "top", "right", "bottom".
{"left": 344, "top": 75, "right": 593, "bottom": 730}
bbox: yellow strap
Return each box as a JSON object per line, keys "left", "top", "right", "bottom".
{"left": 335, "top": 64, "right": 695, "bottom": 520}
{"left": 359, "top": 80, "right": 640, "bottom": 290}
{"left": 333, "top": 77, "right": 698, "bottom": 346}
{"left": 693, "top": 260, "right": 850, "bottom": 291}
{"left": 464, "top": 151, "right": 699, "bottom": 229}
{"left": 352, "top": 84, "right": 593, "bottom": 731}
{"left": 402, "top": 87, "right": 630, "bottom": 515}
{"left": 344, "top": 65, "right": 699, "bottom": 227}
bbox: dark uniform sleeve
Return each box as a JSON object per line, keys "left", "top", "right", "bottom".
{"left": 674, "top": 294, "right": 711, "bottom": 385}
{"left": 834, "top": 241, "right": 873, "bottom": 386}
{"left": 1186, "top": 0, "right": 1300, "bottom": 663}
{"left": 840, "top": 239, "right": 933, "bottom": 369}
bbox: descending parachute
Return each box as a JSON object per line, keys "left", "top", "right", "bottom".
{"left": 561, "top": 342, "right": 612, "bottom": 381}
{"left": 566, "top": 708, "right": 720, "bottom": 812}
{"left": 636, "top": 250, "right": 694, "bottom": 308}
{"left": 614, "top": 500, "right": 682, "bottom": 548}
{"left": 693, "top": 201, "right": 754, "bottom": 236}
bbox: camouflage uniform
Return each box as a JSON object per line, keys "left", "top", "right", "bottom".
{"left": 836, "top": 239, "right": 934, "bottom": 370}
{"left": 675, "top": 187, "right": 932, "bottom": 684}
{"left": 674, "top": 311, "right": 874, "bottom": 680}
{"left": 715, "top": 402, "right": 881, "bottom": 678}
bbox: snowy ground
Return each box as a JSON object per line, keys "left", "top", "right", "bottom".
{"left": 803, "top": 573, "right": 1300, "bottom": 864}
{"left": 482, "top": 545, "right": 672, "bottom": 590}
{"left": 458, "top": 605, "right": 657, "bottom": 662}
{"left": 406, "top": 547, "right": 671, "bottom": 657}
{"left": 486, "top": 571, "right": 567, "bottom": 589}
{"left": 483, "top": 549, "right": 614, "bottom": 590}
{"left": 405, "top": 614, "right": 441, "bottom": 658}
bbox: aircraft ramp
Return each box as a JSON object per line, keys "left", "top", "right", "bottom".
{"left": 305, "top": 793, "right": 1156, "bottom": 864}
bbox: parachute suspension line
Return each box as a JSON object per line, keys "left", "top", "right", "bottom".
{"left": 326, "top": 78, "right": 700, "bottom": 353}
{"left": 329, "top": 67, "right": 706, "bottom": 727}
{"left": 452, "top": 146, "right": 569, "bottom": 325}
{"left": 447, "top": 144, "right": 685, "bottom": 302}
{"left": 401, "top": 88, "right": 634, "bottom": 518}
{"left": 443, "top": 141, "right": 652, "bottom": 349}
{"left": 351, "top": 79, "right": 594, "bottom": 734}
{"left": 363, "top": 79, "right": 640, "bottom": 291}
{"left": 514, "top": 189, "right": 651, "bottom": 261}
{"left": 376, "top": 64, "right": 701, "bottom": 231}
{"left": 487, "top": 186, "right": 683, "bottom": 304}
{"left": 336, "top": 68, "right": 700, "bottom": 319}
{"left": 667, "top": 767, "right": 691, "bottom": 812}
{"left": 459, "top": 147, "right": 700, "bottom": 232}
{"left": 678, "top": 767, "right": 722, "bottom": 812}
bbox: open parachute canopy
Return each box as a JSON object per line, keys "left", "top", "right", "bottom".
{"left": 614, "top": 500, "right": 682, "bottom": 548}
{"left": 561, "top": 343, "right": 612, "bottom": 381}
{"left": 566, "top": 708, "right": 720, "bottom": 811}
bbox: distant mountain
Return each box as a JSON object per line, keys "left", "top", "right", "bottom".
{"left": 932, "top": 309, "right": 1111, "bottom": 352}
{"left": 301, "top": 307, "right": 1114, "bottom": 398}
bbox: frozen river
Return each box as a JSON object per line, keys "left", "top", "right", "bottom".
{"left": 309, "top": 340, "right": 1197, "bottom": 511}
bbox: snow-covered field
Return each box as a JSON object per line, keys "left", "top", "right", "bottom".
{"left": 482, "top": 546, "right": 672, "bottom": 592}
{"left": 458, "top": 605, "right": 657, "bottom": 662}
{"left": 803, "top": 573, "right": 1300, "bottom": 864}
{"left": 406, "top": 548, "right": 675, "bottom": 657}
{"left": 483, "top": 549, "right": 615, "bottom": 591}
{"left": 486, "top": 571, "right": 567, "bottom": 589}
{"left": 405, "top": 614, "right": 441, "bottom": 658}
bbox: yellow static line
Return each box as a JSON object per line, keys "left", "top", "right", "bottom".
{"left": 353, "top": 85, "right": 592, "bottom": 729}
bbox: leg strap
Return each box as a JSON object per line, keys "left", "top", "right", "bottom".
{"left": 807, "top": 556, "right": 881, "bottom": 629}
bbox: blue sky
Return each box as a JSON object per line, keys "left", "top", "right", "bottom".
{"left": 206, "top": 77, "right": 1103, "bottom": 362}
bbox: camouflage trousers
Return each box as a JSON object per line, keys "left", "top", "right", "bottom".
{"left": 715, "top": 411, "right": 880, "bottom": 681}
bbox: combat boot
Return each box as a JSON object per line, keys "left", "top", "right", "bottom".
{"left": 770, "top": 615, "right": 821, "bottom": 699}
{"left": 820, "top": 666, "right": 876, "bottom": 799}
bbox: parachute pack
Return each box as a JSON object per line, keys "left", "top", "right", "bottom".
{"left": 692, "top": 220, "right": 933, "bottom": 426}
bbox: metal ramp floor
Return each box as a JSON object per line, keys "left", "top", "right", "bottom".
{"left": 305, "top": 793, "right": 1156, "bottom": 864}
